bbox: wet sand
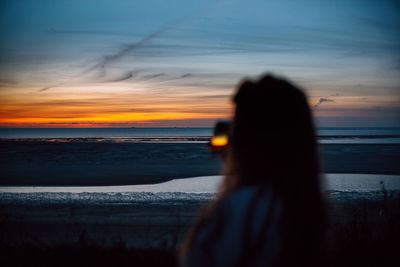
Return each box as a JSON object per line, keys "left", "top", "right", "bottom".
{"left": 1, "top": 140, "right": 399, "bottom": 264}
{"left": 1, "top": 141, "right": 399, "bottom": 185}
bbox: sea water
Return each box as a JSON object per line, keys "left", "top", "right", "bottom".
{"left": 1, "top": 127, "right": 400, "bottom": 143}
{"left": 0, "top": 127, "right": 213, "bottom": 139}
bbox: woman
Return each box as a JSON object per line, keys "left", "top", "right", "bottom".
{"left": 180, "top": 74, "right": 325, "bottom": 267}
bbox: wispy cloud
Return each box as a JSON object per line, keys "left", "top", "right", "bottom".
{"left": 313, "top": 98, "right": 334, "bottom": 109}
{"left": 39, "top": 21, "right": 180, "bottom": 92}
{"left": 103, "top": 71, "right": 137, "bottom": 83}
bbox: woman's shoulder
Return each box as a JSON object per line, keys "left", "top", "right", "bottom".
{"left": 212, "top": 186, "right": 284, "bottom": 244}
{"left": 181, "top": 186, "right": 285, "bottom": 267}
{"left": 218, "top": 186, "right": 283, "bottom": 215}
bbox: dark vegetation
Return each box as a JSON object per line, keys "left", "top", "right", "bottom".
{"left": 1, "top": 190, "right": 399, "bottom": 266}
{"left": 1, "top": 245, "right": 177, "bottom": 267}
{"left": 323, "top": 188, "right": 400, "bottom": 267}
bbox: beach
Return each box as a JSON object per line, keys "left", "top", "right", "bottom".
{"left": 1, "top": 140, "right": 399, "bottom": 186}
{"left": 1, "top": 128, "right": 400, "bottom": 265}
{"left": 1, "top": 174, "right": 400, "bottom": 249}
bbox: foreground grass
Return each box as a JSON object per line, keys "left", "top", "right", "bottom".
{"left": 323, "top": 190, "right": 400, "bottom": 267}
{"left": 2, "top": 245, "right": 177, "bottom": 267}
{"left": 1, "top": 191, "right": 399, "bottom": 267}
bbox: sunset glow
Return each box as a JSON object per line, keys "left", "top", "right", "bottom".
{"left": 0, "top": 0, "right": 399, "bottom": 127}
{"left": 0, "top": 111, "right": 226, "bottom": 126}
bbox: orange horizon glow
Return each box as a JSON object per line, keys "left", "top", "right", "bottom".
{"left": 0, "top": 112, "right": 224, "bottom": 123}
{"left": 0, "top": 112, "right": 229, "bottom": 128}
{"left": 1, "top": 84, "right": 399, "bottom": 128}
{"left": 0, "top": 83, "right": 233, "bottom": 127}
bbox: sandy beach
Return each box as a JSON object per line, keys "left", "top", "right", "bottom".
{"left": 1, "top": 139, "right": 400, "bottom": 266}
{"left": 1, "top": 141, "right": 399, "bottom": 186}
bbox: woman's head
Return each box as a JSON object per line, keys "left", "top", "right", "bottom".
{"left": 181, "top": 74, "right": 325, "bottom": 264}
{"left": 223, "top": 74, "right": 325, "bottom": 264}
{"left": 222, "top": 74, "right": 320, "bottom": 196}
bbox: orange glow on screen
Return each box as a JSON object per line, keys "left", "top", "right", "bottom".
{"left": 211, "top": 135, "right": 229, "bottom": 147}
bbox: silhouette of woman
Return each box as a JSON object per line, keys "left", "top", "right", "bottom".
{"left": 180, "top": 74, "right": 325, "bottom": 267}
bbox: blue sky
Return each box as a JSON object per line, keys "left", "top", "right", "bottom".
{"left": 0, "top": 0, "right": 399, "bottom": 127}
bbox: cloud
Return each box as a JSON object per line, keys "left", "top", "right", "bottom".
{"left": 181, "top": 73, "right": 192, "bottom": 78}
{"left": 39, "top": 21, "right": 179, "bottom": 92}
{"left": 81, "top": 30, "right": 166, "bottom": 75}
{"left": 0, "top": 78, "right": 18, "bottom": 85}
{"left": 198, "top": 94, "right": 230, "bottom": 99}
{"left": 313, "top": 98, "right": 334, "bottom": 109}
{"left": 139, "top": 73, "right": 165, "bottom": 81}
{"left": 39, "top": 84, "right": 60, "bottom": 92}
{"left": 103, "top": 71, "right": 137, "bottom": 83}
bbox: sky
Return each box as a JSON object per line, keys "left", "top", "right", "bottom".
{"left": 0, "top": 0, "right": 399, "bottom": 127}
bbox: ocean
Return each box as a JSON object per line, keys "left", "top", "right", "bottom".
{"left": 0, "top": 127, "right": 214, "bottom": 139}
{"left": 1, "top": 127, "right": 400, "bottom": 144}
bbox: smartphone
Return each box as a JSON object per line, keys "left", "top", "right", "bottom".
{"left": 208, "top": 121, "right": 231, "bottom": 153}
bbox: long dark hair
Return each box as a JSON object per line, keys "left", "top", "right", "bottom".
{"left": 181, "top": 74, "right": 325, "bottom": 265}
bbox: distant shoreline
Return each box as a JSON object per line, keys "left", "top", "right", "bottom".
{"left": 1, "top": 136, "right": 400, "bottom": 144}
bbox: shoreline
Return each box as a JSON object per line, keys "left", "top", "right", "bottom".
{"left": 1, "top": 174, "right": 400, "bottom": 194}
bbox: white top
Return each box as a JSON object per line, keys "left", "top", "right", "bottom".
{"left": 180, "top": 186, "right": 284, "bottom": 267}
